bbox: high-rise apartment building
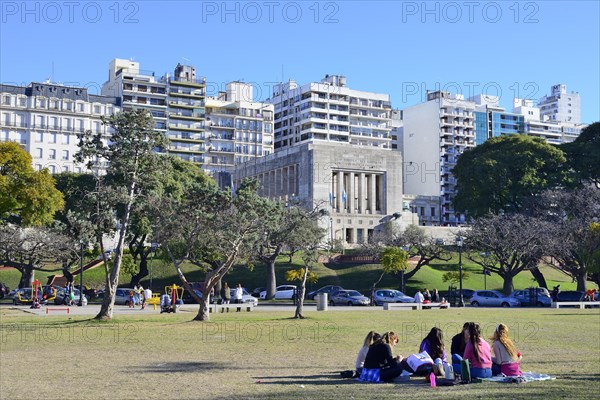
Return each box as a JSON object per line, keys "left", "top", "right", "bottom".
{"left": 101, "top": 59, "right": 168, "bottom": 133}
{"left": 538, "top": 84, "right": 581, "bottom": 124}
{"left": 269, "top": 75, "right": 392, "bottom": 150}
{"left": 101, "top": 59, "right": 273, "bottom": 177}
{"left": 401, "top": 90, "right": 476, "bottom": 226}
{"left": 0, "top": 82, "right": 119, "bottom": 173}
{"left": 203, "top": 82, "right": 274, "bottom": 176}
{"left": 166, "top": 63, "right": 207, "bottom": 164}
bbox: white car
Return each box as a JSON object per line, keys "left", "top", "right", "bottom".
{"left": 259, "top": 285, "right": 297, "bottom": 300}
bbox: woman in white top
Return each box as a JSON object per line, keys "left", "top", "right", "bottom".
{"left": 234, "top": 284, "right": 244, "bottom": 311}
{"left": 356, "top": 331, "right": 381, "bottom": 375}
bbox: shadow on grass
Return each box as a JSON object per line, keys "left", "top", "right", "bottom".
{"left": 131, "top": 361, "right": 230, "bottom": 373}
{"left": 253, "top": 372, "right": 431, "bottom": 386}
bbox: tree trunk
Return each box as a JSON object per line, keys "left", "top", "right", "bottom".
{"left": 129, "top": 249, "right": 149, "bottom": 287}
{"left": 18, "top": 268, "right": 34, "bottom": 289}
{"left": 294, "top": 267, "right": 309, "bottom": 319}
{"left": 576, "top": 271, "right": 588, "bottom": 292}
{"left": 529, "top": 266, "right": 548, "bottom": 289}
{"left": 95, "top": 182, "right": 136, "bottom": 320}
{"left": 194, "top": 295, "right": 211, "bottom": 321}
{"left": 266, "top": 258, "right": 277, "bottom": 300}
{"left": 502, "top": 274, "right": 515, "bottom": 295}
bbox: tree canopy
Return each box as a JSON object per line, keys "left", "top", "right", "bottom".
{"left": 452, "top": 135, "right": 566, "bottom": 218}
{"left": 562, "top": 122, "right": 600, "bottom": 186}
{"left": 0, "top": 142, "right": 64, "bottom": 226}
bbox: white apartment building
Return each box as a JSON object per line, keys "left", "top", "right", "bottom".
{"left": 513, "top": 98, "right": 582, "bottom": 144}
{"left": 203, "top": 82, "right": 274, "bottom": 176}
{"left": 538, "top": 84, "right": 581, "bottom": 124}
{"left": 0, "top": 82, "right": 119, "bottom": 173}
{"left": 401, "top": 90, "right": 476, "bottom": 226}
{"left": 269, "top": 75, "right": 392, "bottom": 150}
{"left": 102, "top": 59, "right": 274, "bottom": 178}
{"left": 101, "top": 59, "right": 168, "bottom": 133}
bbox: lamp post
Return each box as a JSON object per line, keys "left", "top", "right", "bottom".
{"left": 329, "top": 217, "right": 334, "bottom": 252}
{"left": 456, "top": 236, "right": 465, "bottom": 307}
{"left": 78, "top": 240, "right": 84, "bottom": 306}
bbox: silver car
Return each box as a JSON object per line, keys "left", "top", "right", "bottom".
{"left": 329, "top": 290, "right": 370, "bottom": 306}
{"left": 373, "top": 289, "right": 414, "bottom": 306}
{"left": 470, "top": 290, "right": 521, "bottom": 307}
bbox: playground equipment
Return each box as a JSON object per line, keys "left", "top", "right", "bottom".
{"left": 31, "top": 279, "right": 42, "bottom": 309}
{"left": 161, "top": 284, "right": 183, "bottom": 313}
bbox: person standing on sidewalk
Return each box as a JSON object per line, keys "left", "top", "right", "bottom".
{"left": 234, "top": 283, "right": 243, "bottom": 312}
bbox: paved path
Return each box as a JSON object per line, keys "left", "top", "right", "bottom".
{"left": 2, "top": 303, "right": 374, "bottom": 316}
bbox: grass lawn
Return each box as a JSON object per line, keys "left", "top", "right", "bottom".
{"left": 1, "top": 307, "right": 598, "bottom": 399}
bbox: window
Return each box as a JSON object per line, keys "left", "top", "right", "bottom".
{"left": 2, "top": 96, "right": 9, "bottom": 105}
{"left": 431, "top": 207, "right": 436, "bottom": 217}
{"left": 78, "top": 103, "right": 85, "bottom": 112}
{"left": 49, "top": 165, "right": 56, "bottom": 174}
{"left": 19, "top": 97, "right": 26, "bottom": 107}
{"left": 50, "top": 133, "right": 57, "bottom": 143}
{"left": 35, "top": 164, "right": 42, "bottom": 171}
{"left": 94, "top": 105, "right": 101, "bottom": 114}
{"left": 420, "top": 207, "right": 425, "bottom": 216}
{"left": 49, "top": 149, "right": 56, "bottom": 160}
{"left": 36, "top": 132, "right": 43, "bottom": 142}
{"left": 36, "top": 148, "right": 43, "bottom": 158}
{"left": 62, "top": 166, "right": 69, "bottom": 173}
{"left": 62, "top": 134, "right": 69, "bottom": 144}
{"left": 62, "top": 150, "right": 69, "bottom": 160}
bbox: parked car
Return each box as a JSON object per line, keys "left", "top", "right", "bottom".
{"left": 250, "top": 287, "right": 266, "bottom": 298}
{"left": 114, "top": 288, "right": 135, "bottom": 305}
{"left": 307, "top": 285, "right": 344, "bottom": 300}
{"left": 556, "top": 291, "right": 585, "bottom": 302}
{"left": 181, "top": 289, "right": 204, "bottom": 304}
{"left": 259, "top": 285, "right": 297, "bottom": 300}
{"left": 329, "top": 290, "right": 370, "bottom": 306}
{"left": 230, "top": 288, "right": 259, "bottom": 306}
{"left": 470, "top": 290, "right": 521, "bottom": 307}
{"left": 54, "top": 288, "right": 88, "bottom": 306}
{"left": 13, "top": 288, "right": 38, "bottom": 305}
{"left": 373, "top": 289, "right": 414, "bottom": 306}
{"left": 509, "top": 290, "right": 552, "bottom": 307}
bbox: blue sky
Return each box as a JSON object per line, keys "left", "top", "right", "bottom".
{"left": 1, "top": 1, "right": 598, "bottom": 122}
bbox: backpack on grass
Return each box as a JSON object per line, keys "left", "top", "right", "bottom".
{"left": 460, "top": 359, "right": 471, "bottom": 383}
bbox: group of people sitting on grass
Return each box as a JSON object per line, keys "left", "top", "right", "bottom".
{"left": 353, "top": 322, "right": 522, "bottom": 383}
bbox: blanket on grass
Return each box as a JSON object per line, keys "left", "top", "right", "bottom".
{"left": 482, "top": 371, "right": 555, "bottom": 383}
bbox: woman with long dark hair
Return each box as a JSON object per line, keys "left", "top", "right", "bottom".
{"left": 419, "top": 327, "right": 447, "bottom": 374}
{"left": 463, "top": 323, "right": 492, "bottom": 378}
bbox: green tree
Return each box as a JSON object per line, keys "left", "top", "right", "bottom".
{"left": 76, "top": 109, "right": 169, "bottom": 320}
{"left": 453, "top": 135, "right": 566, "bottom": 218}
{"left": 0, "top": 142, "right": 64, "bottom": 226}
{"left": 464, "top": 214, "right": 550, "bottom": 294}
{"left": 370, "top": 247, "right": 409, "bottom": 303}
{"left": 153, "top": 179, "right": 272, "bottom": 321}
{"left": 533, "top": 188, "right": 600, "bottom": 291}
{"left": 562, "top": 122, "right": 600, "bottom": 186}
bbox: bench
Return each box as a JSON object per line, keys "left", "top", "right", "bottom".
{"left": 422, "top": 302, "right": 451, "bottom": 309}
{"left": 383, "top": 302, "right": 421, "bottom": 310}
{"left": 551, "top": 301, "right": 600, "bottom": 309}
{"left": 209, "top": 303, "right": 254, "bottom": 313}
{"left": 46, "top": 307, "right": 70, "bottom": 315}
